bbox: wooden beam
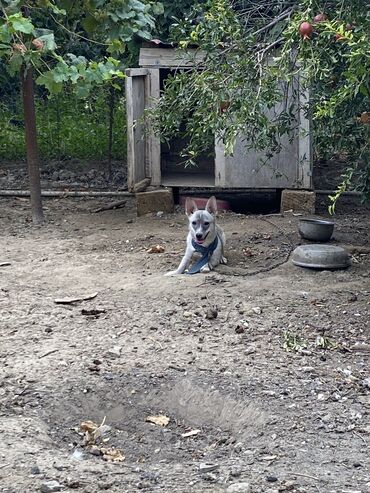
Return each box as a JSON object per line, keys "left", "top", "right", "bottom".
{"left": 139, "top": 48, "right": 205, "bottom": 68}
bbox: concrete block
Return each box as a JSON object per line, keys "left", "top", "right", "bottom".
{"left": 281, "top": 189, "right": 316, "bottom": 214}
{"left": 136, "top": 188, "right": 174, "bottom": 216}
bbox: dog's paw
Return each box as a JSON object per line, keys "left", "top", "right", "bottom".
{"left": 164, "top": 270, "right": 179, "bottom": 277}
{"left": 200, "top": 264, "right": 211, "bottom": 273}
{"left": 221, "top": 256, "right": 228, "bottom": 264}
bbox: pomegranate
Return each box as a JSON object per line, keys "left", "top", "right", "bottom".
{"left": 299, "top": 21, "right": 313, "bottom": 40}
{"left": 313, "top": 13, "right": 328, "bottom": 23}
{"left": 32, "top": 39, "right": 44, "bottom": 50}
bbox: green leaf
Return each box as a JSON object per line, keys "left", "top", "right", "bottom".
{"left": 8, "top": 13, "right": 34, "bottom": 34}
{"left": 36, "top": 71, "right": 63, "bottom": 94}
{"left": 0, "top": 24, "right": 12, "bottom": 43}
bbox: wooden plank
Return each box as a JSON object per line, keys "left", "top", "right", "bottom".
{"left": 146, "top": 69, "right": 161, "bottom": 186}
{"left": 139, "top": 48, "right": 205, "bottom": 68}
{"left": 298, "top": 81, "right": 313, "bottom": 189}
{"left": 125, "top": 68, "right": 149, "bottom": 77}
{"left": 126, "top": 74, "right": 147, "bottom": 191}
{"left": 215, "top": 138, "right": 226, "bottom": 187}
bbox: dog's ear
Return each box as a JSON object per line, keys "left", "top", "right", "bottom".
{"left": 185, "top": 197, "right": 198, "bottom": 216}
{"left": 205, "top": 196, "right": 218, "bottom": 215}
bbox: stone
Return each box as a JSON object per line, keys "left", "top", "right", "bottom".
{"left": 136, "top": 189, "right": 174, "bottom": 216}
{"left": 281, "top": 189, "right": 316, "bottom": 214}
{"left": 106, "top": 346, "right": 122, "bottom": 358}
{"left": 226, "top": 482, "right": 251, "bottom": 493}
{"left": 40, "top": 481, "right": 63, "bottom": 492}
{"left": 199, "top": 463, "right": 220, "bottom": 473}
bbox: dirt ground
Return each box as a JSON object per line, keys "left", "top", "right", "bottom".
{"left": 0, "top": 196, "right": 369, "bottom": 493}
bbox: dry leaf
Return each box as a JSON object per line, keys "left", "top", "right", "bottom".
{"left": 101, "top": 447, "right": 125, "bottom": 462}
{"left": 80, "top": 420, "right": 98, "bottom": 433}
{"left": 146, "top": 415, "right": 170, "bottom": 427}
{"left": 181, "top": 429, "right": 201, "bottom": 438}
{"left": 147, "top": 245, "right": 165, "bottom": 254}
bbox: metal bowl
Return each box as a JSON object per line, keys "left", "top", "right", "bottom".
{"left": 298, "top": 218, "right": 334, "bottom": 242}
{"left": 292, "top": 245, "right": 351, "bottom": 270}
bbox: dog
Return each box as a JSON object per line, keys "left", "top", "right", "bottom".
{"left": 165, "top": 196, "right": 227, "bottom": 276}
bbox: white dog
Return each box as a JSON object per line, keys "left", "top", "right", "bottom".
{"left": 165, "top": 196, "right": 227, "bottom": 276}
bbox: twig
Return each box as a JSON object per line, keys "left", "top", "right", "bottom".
{"left": 39, "top": 348, "right": 59, "bottom": 359}
{"left": 92, "top": 200, "right": 126, "bottom": 213}
{"left": 287, "top": 472, "right": 320, "bottom": 481}
{"left": 353, "top": 430, "right": 366, "bottom": 443}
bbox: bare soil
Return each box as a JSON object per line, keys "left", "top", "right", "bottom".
{"left": 0, "top": 196, "right": 369, "bottom": 493}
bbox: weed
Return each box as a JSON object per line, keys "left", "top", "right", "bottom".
{"left": 282, "top": 330, "right": 308, "bottom": 352}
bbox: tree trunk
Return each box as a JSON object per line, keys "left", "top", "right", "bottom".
{"left": 21, "top": 65, "right": 44, "bottom": 224}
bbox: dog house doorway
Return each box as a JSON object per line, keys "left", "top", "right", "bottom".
{"left": 159, "top": 69, "right": 215, "bottom": 187}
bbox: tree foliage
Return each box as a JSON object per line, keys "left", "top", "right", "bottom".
{"left": 0, "top": 0, "right": 164, "bottom": 95}
{"left": 150, "top": 0, "right": 370, "bottom": 208}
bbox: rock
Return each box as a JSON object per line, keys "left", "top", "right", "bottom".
{"left": 235, "top": 325, "right": 245, "bottom": 334}
{"left": 40, "top": 481, "right": 63, "bottom": 492}
{"left": 230, "top": 466, "right": 242, "bottom": 477}
{"left": 106, "top": 346, "right": 122, "bottom": 358}
{"left": 278, "top": 481, "right": 295, "bottom": 491}
{"left": 226, "top": 482, "right": 251, "bottom": 493}
{"left": 136, "top": 189, "right": 174, "bottom": 216}
{"left": 30, "top": 465, "right": 41, "bottom": 475}
{"left": 246, "top": 306, "right": 262, "bottom": 316}
{"left": 199, "top": 463, "right": 219, "bottom": 473}
{"left": 244, "top": 345, "right": 257, "bottom": 355}
{"left": 362, "top": 377, "right": 370, "bottom": 388}
{"left": 266, "top": 475, "right": 278, "bottom": 482}
{"left": 205, "top": 308, "right": 218, "bottom": 320}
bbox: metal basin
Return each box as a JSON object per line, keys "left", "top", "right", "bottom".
{"left": 298, "top": 218, "right": 334, "bottom": 242}
{"left": 292, "top": 245, "right": 351, "bottom": 269}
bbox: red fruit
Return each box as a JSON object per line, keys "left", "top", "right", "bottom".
{"left": 299, "top": 21, "right": 313, "bottom": 40}
{"left": 335, "top": 33, "right": 343, "bottom": 41}
{"left": 32, "top": 39, "right": 44, "bottom": 50}
{"left": 313, "top": 13, "right": 328, "bottom": 23}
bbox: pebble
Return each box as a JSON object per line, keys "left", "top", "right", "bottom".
{"left": 230, "top": 466, "right": 242, "bottom": 477}
{"left": 199, "top": 463, "right": 219, "bottom": 473}
{"left": 40, "top": 481, "right": 63, "bottom": 492}
{"left": 30, "top": 465, "right": 41, "bottom": 475}
{"left": 266, "top": 475, "right": 278, "bottom": 482}
{"left": 226, "top": 482, "right": 251, "bottom": 493}
{"left": 205, "top": 308, "right": 218, "bottom": 319}
{"left": 106, "top": 346, "right": 122, "bottom": 358}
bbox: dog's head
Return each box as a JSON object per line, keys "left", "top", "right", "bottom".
{"left": 185, "top": 196, "right": 218, "bottom": 245}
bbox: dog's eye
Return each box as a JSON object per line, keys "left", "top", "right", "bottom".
{"left": 204, "top": 222, "right": 209, "bottom": 227}
{"left": 192, "top": 221, "right": 197, "bottom": 226}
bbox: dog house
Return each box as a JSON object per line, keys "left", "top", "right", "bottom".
{"left": 125, "top": 43, "right": 312, "bottom": 192}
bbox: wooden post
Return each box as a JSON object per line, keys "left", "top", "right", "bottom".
{"left": 21, "top": 65, "right": 44, "bottom": 224}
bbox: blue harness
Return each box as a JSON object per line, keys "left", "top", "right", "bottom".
{"left": 187, "top": 236, "right": 219, "bottom": 274}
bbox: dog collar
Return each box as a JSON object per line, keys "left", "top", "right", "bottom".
{"left": 187, "top": 236, "right": 219, "bottom": 274}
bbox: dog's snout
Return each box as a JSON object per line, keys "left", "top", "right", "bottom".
{"left": 196, "top": 233, "right": 203, "bottom": 240}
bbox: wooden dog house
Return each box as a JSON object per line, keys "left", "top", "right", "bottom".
{"left": 126, "top": 43, "right": 312, "bottom": 192}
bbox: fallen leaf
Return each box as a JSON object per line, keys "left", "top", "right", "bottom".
{"left": 146, "top": 415, "right": 170, "bottom": 427}
{"left": 181, "top": 429, "right": 201, "bottom": 438}
{"left": 101, "top": 447, "right": 125, "bottom": 462}
{"left": 147, "top": 245, "right": 165, "bottom": 254}
{"left": 54, "top": 292, "right": 98, "bottom": 304}
{"left": 80, "top": 420, "right": 98, "bottom": 433}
